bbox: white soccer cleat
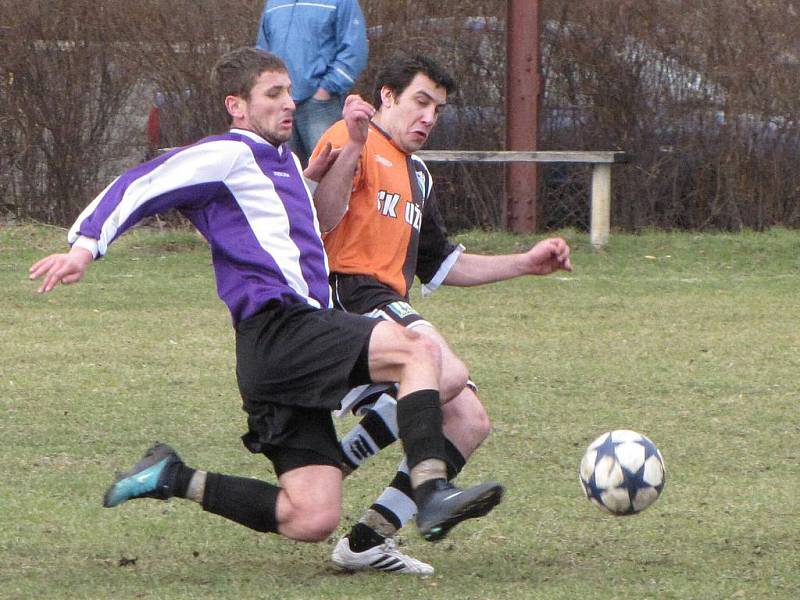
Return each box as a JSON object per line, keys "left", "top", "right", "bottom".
{"left": 331, "top": 536, "right": 434, "bottom": 575}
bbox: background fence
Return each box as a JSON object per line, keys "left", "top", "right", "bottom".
{"left": 2, "top": 0, "right": 799, "bottom": 232}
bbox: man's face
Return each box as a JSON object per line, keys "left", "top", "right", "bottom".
{"left": 378, "top": 73, "right": 447, "bottom": 153}
{"left": 230, "top": 70, "right": 295, "bottom": 145}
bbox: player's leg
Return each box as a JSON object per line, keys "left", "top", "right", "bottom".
{"left": 334, "top": 327, "right": 493, "bottom": 572}
{"left": 102, "top": 412, "right": 347, "bottom": 543}
{"left": 339, "top": 389, "right": 399, "bottom": 474}
{"left": 338, "top": 313, "right": 472, "bottom": 476}
{"left": 274, "top": 464, "right": 343, "bottom": 541}
{"left": 360, "top": 321, "right": 503, "bottom": 541}
{"left": 300, "top": 93, "right": 343, "bottom": 159}
{"left": 103, "top": 445, "right": 341, "bottom": 541}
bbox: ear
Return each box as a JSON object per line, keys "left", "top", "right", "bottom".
{"left": 379, "top": 86, "right": 394, "bottom": 109}
{"left": 225, "top": 95, "right": 246, "bottom": 122}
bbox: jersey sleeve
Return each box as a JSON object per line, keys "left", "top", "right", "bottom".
{"left": 415, "top": 187, "right": 463, "bottom": 294}
{"left": 67, "top": 140, "right": 238, "bottom": 257}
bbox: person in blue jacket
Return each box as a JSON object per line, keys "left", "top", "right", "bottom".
{"left": 256, "top": 0, "right": 368, "bottom": 165}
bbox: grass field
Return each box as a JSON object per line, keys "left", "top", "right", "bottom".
{"left": 1, "top": 224, "right": 798, "bottom": 599}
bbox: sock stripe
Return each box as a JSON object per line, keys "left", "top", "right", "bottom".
{"left": 372, "top": 485, "right": 417, "bottom": 527}
{"left": 370, "top": 502, "right": 404, "bottom": 530}
{"left": 360, "top": 408, "right": 398, "bottom": 450}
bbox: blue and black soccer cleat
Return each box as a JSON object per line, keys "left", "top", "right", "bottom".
{"left": 416, "top": 480, "right": 504, "bottom": 542}
{"left": 103, "top": 442, "right": 183, "bottom": 508}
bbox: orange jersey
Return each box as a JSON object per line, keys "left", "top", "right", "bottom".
{"left": 313, "top": 121, "right": 455, "bottom": 298}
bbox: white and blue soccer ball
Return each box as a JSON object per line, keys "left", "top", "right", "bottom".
{"left": 579, "top": 429, "right": 666, "bottom": 516}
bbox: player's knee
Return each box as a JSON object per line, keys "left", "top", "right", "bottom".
{"left": 472, "top": 405, "right": 492, "bottom": 442}
{"left": 439, "top": 357, "right": 469, "bottom": 400}
{"left": 403, "top": 328, "right": 442, "bottom": 372}
{"left": 286, "top": 505, "right": 341, "bottom": 542}
{"left": 443, "top": 392, "right": 492, "bottom": 445}
{"left": 466, "top": 402, "right": 491, "bottom": 444}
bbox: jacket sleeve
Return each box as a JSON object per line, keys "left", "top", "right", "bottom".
{"left": 67, "top": 142, "right": 237, "bottom": 257}
{"left": 320, "top": 0, "right": 368, "bottom": 95}
{"left": 255, "top": 5, "right": 270, "bottom": 50}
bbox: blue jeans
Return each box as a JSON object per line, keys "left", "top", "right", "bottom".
{"left": 291, "top": 95, "right": 344, "bottom": 166}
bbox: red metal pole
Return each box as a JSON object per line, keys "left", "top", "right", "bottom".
{"left": 505, "top": 0, "right": 540, "bottom": 232}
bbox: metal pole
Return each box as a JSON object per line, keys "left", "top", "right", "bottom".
{"left": 505, "top": 0, "right": 540, "bottom": 232}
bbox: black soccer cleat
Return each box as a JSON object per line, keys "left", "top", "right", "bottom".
{"left": 416, "top": 480, "right": 504, "bottom": 542}
{"left": 102, "top": 442, "right": 183, "bottom": 508}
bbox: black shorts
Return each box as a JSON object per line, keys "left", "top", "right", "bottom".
{"left": 330, "top": 273, "right": 429, "bottom": 328}
{"left": 235, "top": 301, "right": 378, "bottom": 472}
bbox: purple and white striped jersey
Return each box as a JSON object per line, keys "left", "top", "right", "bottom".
{"left": 68, "top": 129, "right": 331, "bottom": 324}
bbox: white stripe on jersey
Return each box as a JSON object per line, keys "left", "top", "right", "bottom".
{"left": 291, "top": 150, "right": 331, "bottom": 282}
{"left": 230, "top": 148, "right": 319, "bottom": 307}
{"left": 410, "top": 154, "right": 433, "bottom": 201}
{"left": 421, "top": 243, "right": 465, "bottom": 297}
{"left": 68, "top": 141, "right": 239, "bottom": 256}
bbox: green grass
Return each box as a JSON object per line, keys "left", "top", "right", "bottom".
{"left": 2, "top": 224, "right": 799, "bottom": 599}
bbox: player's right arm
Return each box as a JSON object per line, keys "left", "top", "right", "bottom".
{"left": 29, "top": 244, "right": 94, "bottom": 294}
{"left": 28, "top": 140, "right": 238, "bottom": 293}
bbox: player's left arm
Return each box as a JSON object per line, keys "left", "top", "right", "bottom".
{"left": 443, "top": 237, "right": 573, "bottom": 287}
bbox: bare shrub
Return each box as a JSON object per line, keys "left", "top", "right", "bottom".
{"left": 3, "top": 0, "right": 798, "bottom": 232}
{"left": 365, "top": 0, "right": 800, "bottom": 232}
{"left": 126, "top": 0, "right": 260, "bottom": 155}
{"left": 540, "top": 0, "right": 800, "bottom": 231}
{"left": 0, "top": 0, "right": 142, "bottom": 224}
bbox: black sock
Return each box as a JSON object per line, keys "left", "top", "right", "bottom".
{"left": 172, "top": 463, "right": 196, "bottom": 498}
{"left": 396, "top": 389, "right": 446, "bottom": 468}
{"left": 444, "top": 438, "right": 466, "bottom": 481}
{"left": 348, "top": 522, "right": 386, "bottom": 552}
{"left": 413, "top": 477, "right": 448, "bottom": 507}
{"left": 201, "top": 472, "right": 280, "bottom": 533}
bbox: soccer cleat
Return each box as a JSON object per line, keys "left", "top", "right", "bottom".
{"left": 331, "top": 536, "right": 434, "bottom": 575}
{"left": 102, "top": 443, "right": 183, "bottom": 508}
{"left": 416, "top": 480, "right": 504, "bottom": 542}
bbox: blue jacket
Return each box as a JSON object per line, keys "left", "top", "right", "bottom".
{"left": 256, "top": 0, "right": 368, "bottom": 103}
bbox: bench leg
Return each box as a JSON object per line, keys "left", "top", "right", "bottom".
{"left": 590, "top": 164, "right": 611, "bottom": 249}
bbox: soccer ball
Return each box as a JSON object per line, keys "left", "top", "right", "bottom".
{"left": 579, "top": 429, "right": 666, "bottom": 515}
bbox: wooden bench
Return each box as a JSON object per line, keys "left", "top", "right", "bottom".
{"left": 416, "top": 150, "right": 629, "bottom": 248}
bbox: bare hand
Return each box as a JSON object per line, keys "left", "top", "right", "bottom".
{"left": 304, "top": 142, "right": 342, "bottom": 182}
{"left": 342, "top": 94, "right": 374, "bottom": 146}
{"left": 29, "top": 246, "right": 94, "bottom": 293}
{"left": 523, "top": 237, "right": 573, "bottom": 275}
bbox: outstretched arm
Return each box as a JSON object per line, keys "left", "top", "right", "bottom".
{"left": 311, "top": 94, "right": 374, "bottom": 232}
{"left": 29, "top": 243, "right": 94, "bottom": 294}
{"left": 443, "top": 237, "right": 572, "bottom": 287}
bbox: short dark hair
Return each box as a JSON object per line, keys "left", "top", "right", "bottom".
{"left": 372, "top": 54, "right": 456, "bottom": 109}
{"left": 211, "top": 47, "right": 287, "bottom": 102}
